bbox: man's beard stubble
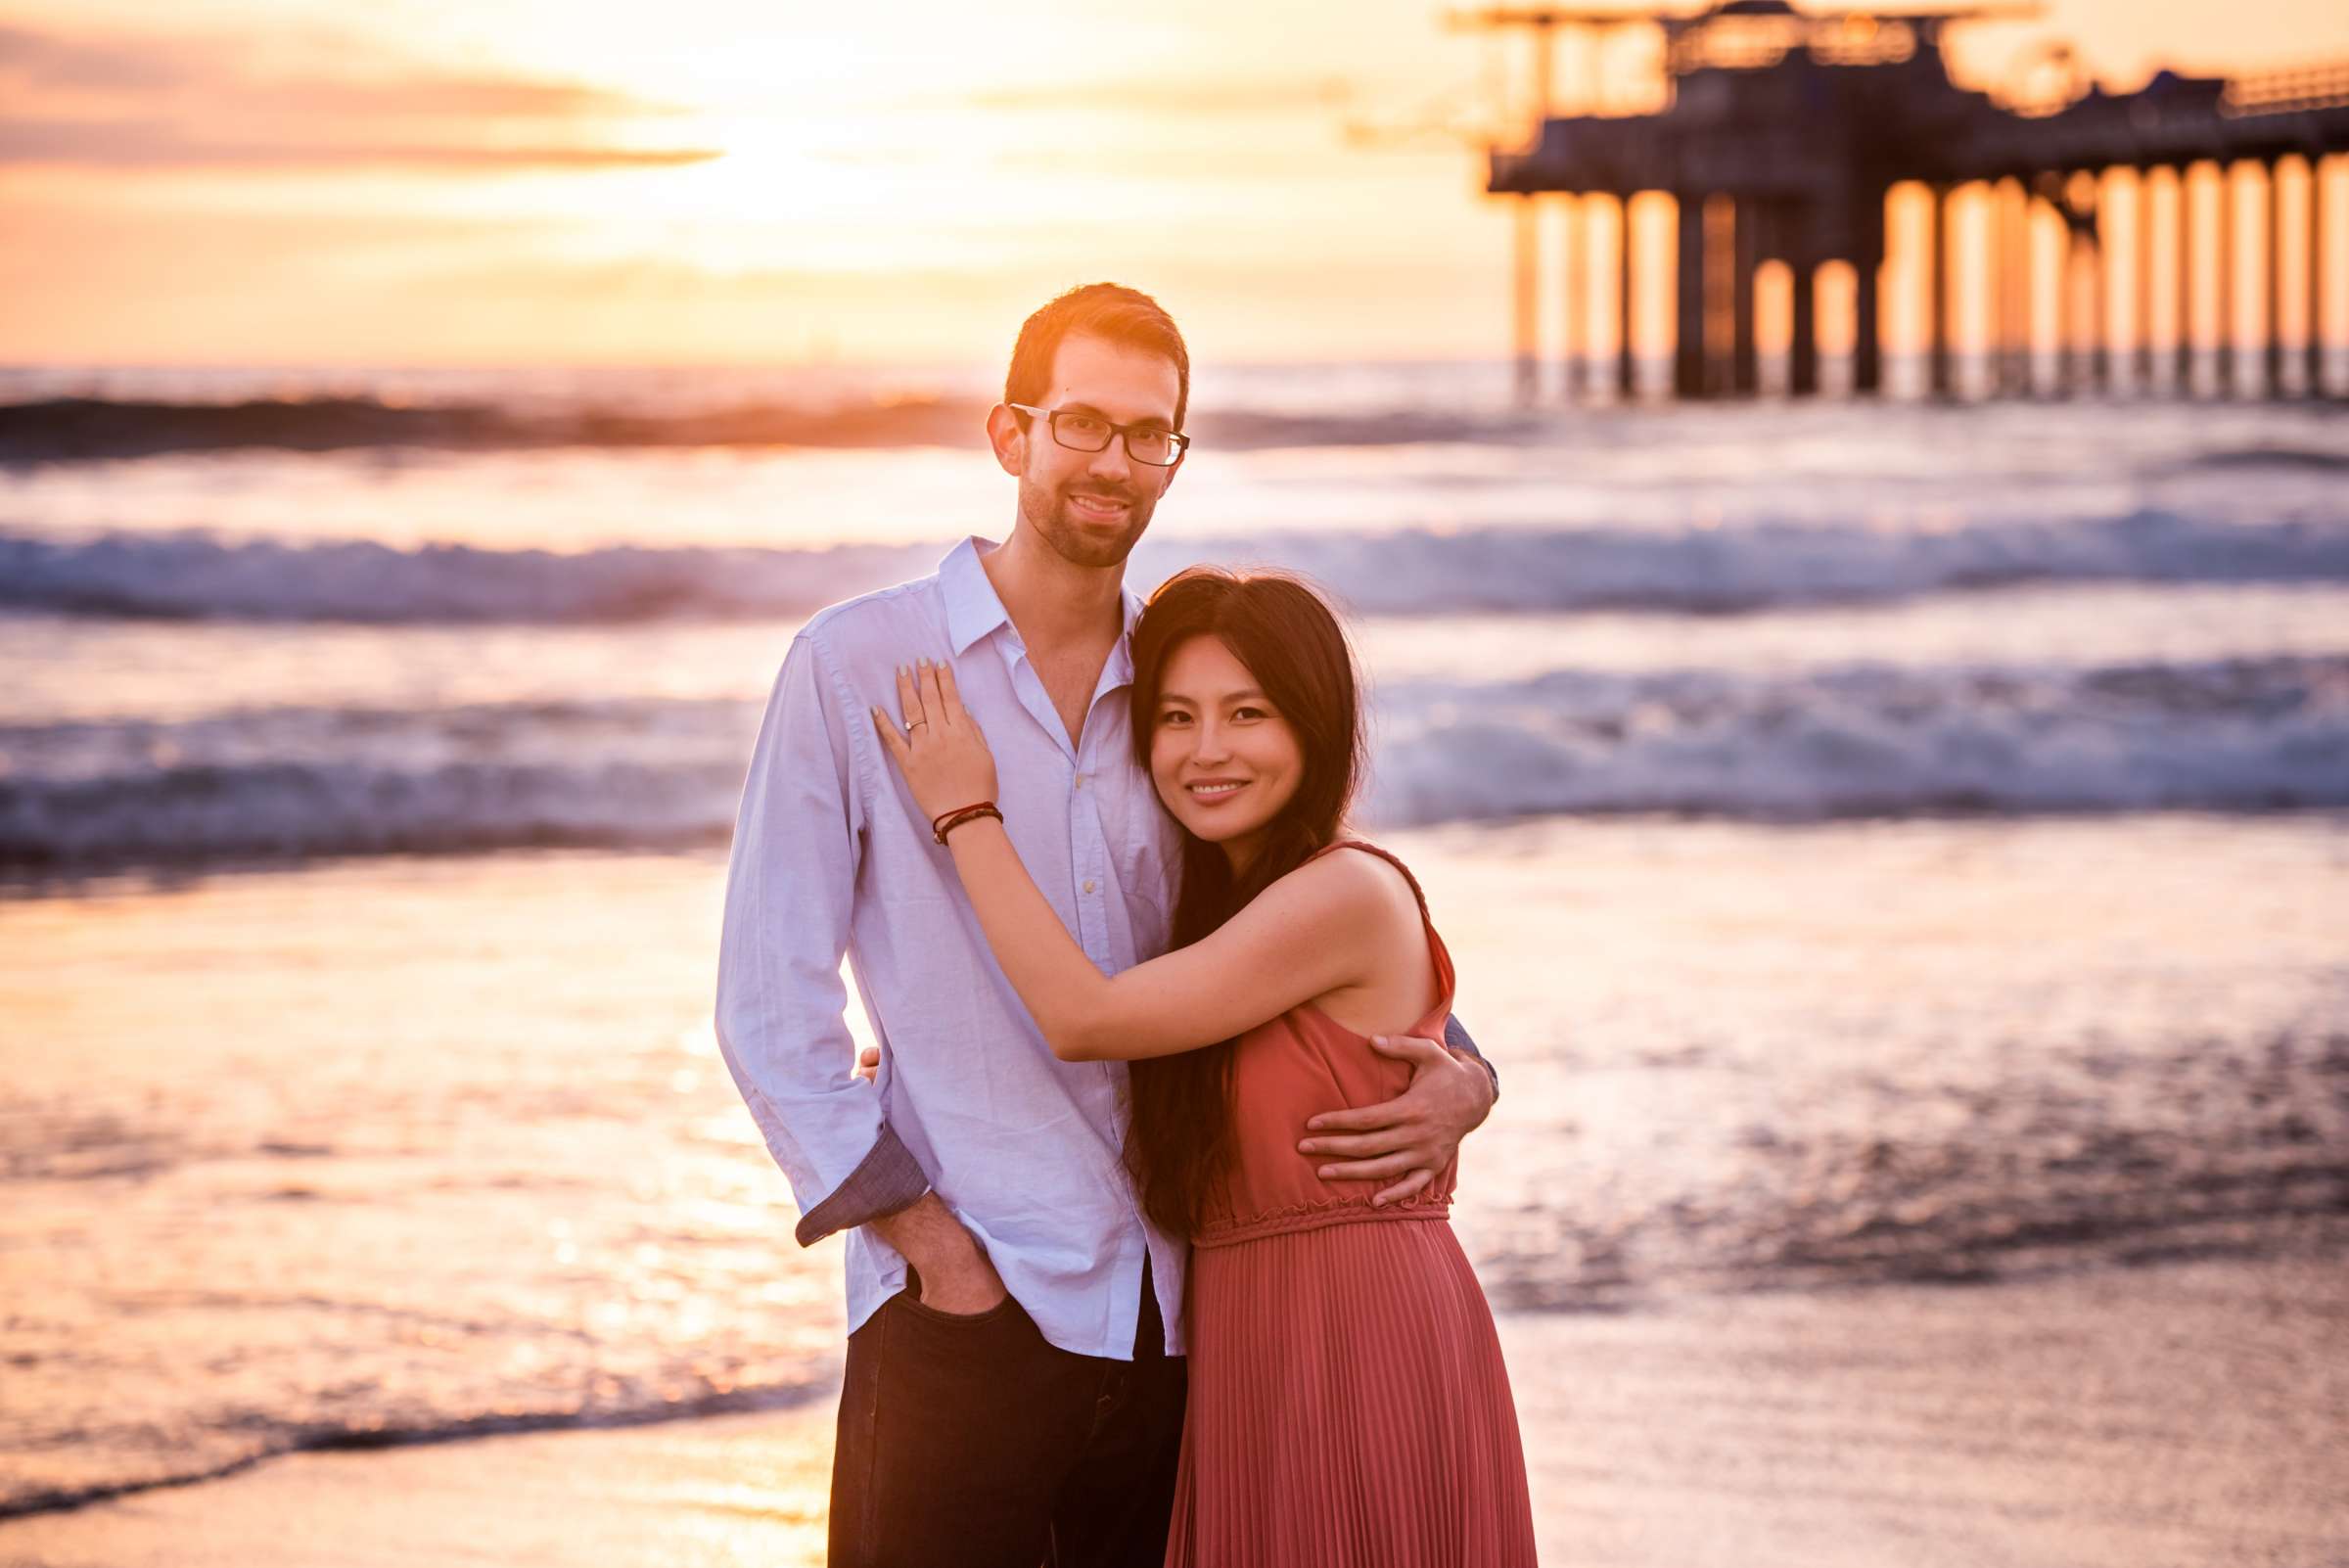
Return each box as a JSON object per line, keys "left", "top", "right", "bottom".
{"left": 1018, "top": 468, "right": 1157, "bottom": 571}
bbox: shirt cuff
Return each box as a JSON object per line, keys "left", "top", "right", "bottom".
{"left": 1443, "top": 1013, "right": 1499, "bottom": 1097}
{"left": 792, "top": 1122, "right": 932, "bottom": 1246}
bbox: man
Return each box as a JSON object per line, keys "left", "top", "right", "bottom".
{"left": 714, "top": 282, "right": 1497, "bottom": 1567}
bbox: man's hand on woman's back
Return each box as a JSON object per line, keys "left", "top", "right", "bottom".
{"left": 1294, "top": 1032, "right": 1497, "bottom": 1206}
{"left": 855, "top": 1036, "right": 1498, "bottom": 1216}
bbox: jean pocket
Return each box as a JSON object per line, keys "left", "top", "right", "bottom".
{"left": 895, "top": 1276, "right": 1023, "bottom": 1328}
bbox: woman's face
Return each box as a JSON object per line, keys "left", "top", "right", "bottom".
{"left": 1147, "top": 633, "right": 1305, "bottom": 865}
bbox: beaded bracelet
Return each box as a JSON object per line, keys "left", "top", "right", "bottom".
{"left": 932, "top": 802, "right": 1002, "bottom": 846}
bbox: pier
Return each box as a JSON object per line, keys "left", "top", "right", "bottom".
{"left": 1469, "top": 1, "right": 2349, "bottom": 400}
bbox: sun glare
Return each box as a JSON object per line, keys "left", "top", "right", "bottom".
{"left": 10, "top": 0, "right": 2349, "bottom": 364}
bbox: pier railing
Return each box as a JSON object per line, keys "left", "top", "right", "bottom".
{"left": 2223, "top": 62, "right": 2349, "bottom": 117}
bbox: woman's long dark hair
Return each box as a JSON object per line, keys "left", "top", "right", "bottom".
{"left": 1123, "top": 566, "right": 1366, "bottom": 1239}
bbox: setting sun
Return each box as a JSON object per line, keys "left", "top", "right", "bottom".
{"left": 9, "top": 0, "right": 2345, "bottom": 366}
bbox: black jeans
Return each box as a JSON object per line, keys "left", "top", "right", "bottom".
{"left": 828, "top": 1257, "right": 1188, "bottom": 1568}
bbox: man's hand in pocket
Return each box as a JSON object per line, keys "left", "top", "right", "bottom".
{"left": 872, "top": 1193, "right": 1007, "bottom": 1314}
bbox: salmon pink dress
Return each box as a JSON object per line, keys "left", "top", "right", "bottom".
{"left": 1163, "top": 841, "right": 1538, "bottom": 1567}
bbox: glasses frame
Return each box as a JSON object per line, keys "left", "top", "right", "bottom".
{"left": 1005, "top": 402, "right": 1190, "bottom": 467}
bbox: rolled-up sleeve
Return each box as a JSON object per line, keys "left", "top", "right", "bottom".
{"left": 1444, "top": 1014, "right": 1499, "bottom": 1096}
{"left": 714, "top": 631, "right": 929, "bottom": 1246}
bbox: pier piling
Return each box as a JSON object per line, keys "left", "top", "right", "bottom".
{"left": 1472, "top": 2, "right": 2349, "bottom": 402}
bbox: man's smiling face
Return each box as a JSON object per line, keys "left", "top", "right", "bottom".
{"left": 1010, "top": 332, "right": 1183, "bottom": 571}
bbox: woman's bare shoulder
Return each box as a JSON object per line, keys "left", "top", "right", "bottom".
{"left": 1268, "top": 844, "right": 1423, "bottom": 940}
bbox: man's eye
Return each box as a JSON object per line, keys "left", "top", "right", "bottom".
{"left": 1063, "top": 416, "right": 1109, "bottom": 438}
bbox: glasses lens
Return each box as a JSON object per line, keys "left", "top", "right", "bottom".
{"left": 1050, "top": 412, "right": 1111, "bottom": 451}
{"left": 1125, "top": 429, "right": 1175, "bottom": 465}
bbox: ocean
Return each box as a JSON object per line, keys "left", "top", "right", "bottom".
{"left": 1, "top": 362, "right": 2344, "bottom": 1519}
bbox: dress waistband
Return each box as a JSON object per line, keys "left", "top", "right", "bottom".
{"left": 1192, "top": 1192, "right": 1452, "bottom": 1250}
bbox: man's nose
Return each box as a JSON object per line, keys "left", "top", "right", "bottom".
{"left": 1084, "top": 438, "right": 1132, "bottom": 484}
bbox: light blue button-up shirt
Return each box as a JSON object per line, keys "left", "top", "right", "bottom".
{"left": 714, "top": 535, "right": 1191, "bottom": 1359}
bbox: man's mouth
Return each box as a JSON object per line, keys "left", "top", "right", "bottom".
{"left": 1069, "top": 491, "right": 1130, "bottom": 521}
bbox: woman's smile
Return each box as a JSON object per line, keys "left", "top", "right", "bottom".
{"left": 1148, "top": 633, "right": 1307, "bottom": 866}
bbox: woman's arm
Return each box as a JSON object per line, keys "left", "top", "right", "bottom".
{"left": 942, "top": 812, "right": 1390, "bottom": 1060}
{"left": 872, "top": 660, "right": 1384, "bottom": 1061}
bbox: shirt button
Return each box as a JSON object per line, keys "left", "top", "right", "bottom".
{"left": 1082, "top": 879, "right": 1096, "bottom": 894}
{"left": 1075, "top": 774, "right": 1087, "bottom": 787}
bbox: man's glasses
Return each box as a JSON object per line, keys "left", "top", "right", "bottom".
{"left": 1006, "top": 402, "right": 1190, "bottom": 468}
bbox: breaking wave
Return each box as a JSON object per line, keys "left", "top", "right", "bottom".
{"left": 5, "top": 655, "right": 2342, "bottom": 869}
{"left": 7, "top": 508, "right": 2349, "bottom": 623}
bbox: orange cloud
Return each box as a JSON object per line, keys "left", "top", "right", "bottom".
{"left": 0, "top": 22, "right": 713, "bottom": 170}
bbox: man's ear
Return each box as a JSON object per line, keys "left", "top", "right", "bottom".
{"left": 985, "top": 403, "right": 1027, "bottom": 478}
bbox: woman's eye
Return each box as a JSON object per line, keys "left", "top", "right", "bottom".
{"left": 1158, "top": 711, "right": 1190, "bottom": 726}
{"left": 1233, "top": 706, "right": 1266, "bottom": 720}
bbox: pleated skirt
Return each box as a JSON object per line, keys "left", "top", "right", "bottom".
{"left": 1164, "top": 1216, "right": 1539, "bottom": 1567}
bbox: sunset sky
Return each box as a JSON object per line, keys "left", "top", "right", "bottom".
{"left": 2, "top": 0, "right": 2344, "bottom": 367}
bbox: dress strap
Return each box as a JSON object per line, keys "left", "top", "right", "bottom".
{"left": 1307, "top": 839, "right": 1455, "bottom": 1027}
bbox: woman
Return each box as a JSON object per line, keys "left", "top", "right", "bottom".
{"left": 870, "top": 566, "right": 1536, "bottom": 1566}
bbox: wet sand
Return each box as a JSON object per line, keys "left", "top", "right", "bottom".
{"left": 6, "top": 1248, "right": 2342, "bottom": 1568}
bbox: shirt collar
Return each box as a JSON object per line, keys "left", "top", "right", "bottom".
{"left": 940, "top": 535, "right": 1146, "bottom": 684}
{"left": 940, "top": 535, "right": 1010, "bottom": 655}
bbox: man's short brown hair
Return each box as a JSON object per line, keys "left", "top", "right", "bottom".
{"left": 1004, "top": 283, "right": 1190, "bottom": 433}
